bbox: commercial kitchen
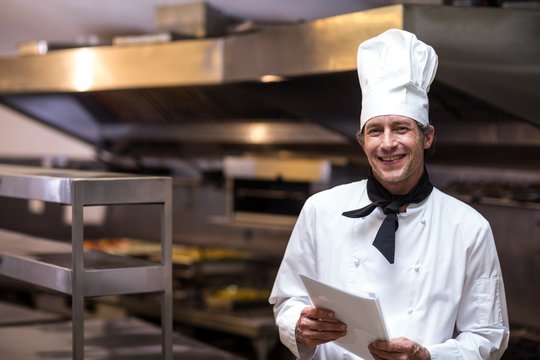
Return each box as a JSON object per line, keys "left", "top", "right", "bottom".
{"left": 0, "top": 1, "right": 539, "bottom": 359}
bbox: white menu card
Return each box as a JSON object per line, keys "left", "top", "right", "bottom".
{"left": 300, "top": 274, "right": 390, "bottom": 360}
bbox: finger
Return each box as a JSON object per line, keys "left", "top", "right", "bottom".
{"left": 368, "top": 351, "right": 385, "bottom": 360}
{"left": 303, "top": 328, "right": 346, "bottom": 340}
{"left": 372, "top": 338, "right": 407, "bottom": 351}
{"left": 297, "top": 306, "right": 347, "bottom": 348}
{"left": 302, "top": 307, "right": 337, "bottom": 321}
{"left": 297, "top": 328, "right": 347, "bottom": 348}
{"left": 300, "top": 316, "right": 347, "bottom": 333}
{"left": 298, "top": 319, "right": 346, "bottom": 335}
{"left": 369, "top": 343, "right": 395, "bottom": 359}
{"left": 370, "top": 338, "right": 427, "bottom": 360}
{"left": 314, "top": 320, "right": 347, "bottom": 332}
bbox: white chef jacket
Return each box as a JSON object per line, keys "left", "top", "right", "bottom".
{"left": 269, "top": 180, "right": 509, "bottom": 360}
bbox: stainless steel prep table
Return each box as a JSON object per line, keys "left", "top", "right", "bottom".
{"left": 0, "top": 164, "right": 173, "bottom": 359}
{"left": 0, "top": 316, "right": 243, "bottom": 359}
{"left": 122, "top": 296, "right": 278, "bottom": 360}
{"left": 0, "top": 300, "right": 65, "bottom": 327}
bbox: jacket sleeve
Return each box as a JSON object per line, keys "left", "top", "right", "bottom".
{"left": 427, "top": 221, "right": 509, "bottom": 359}
{"left": 269, "top": 197, "right": 319, "bottom": 359}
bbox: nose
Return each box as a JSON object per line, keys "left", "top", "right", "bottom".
{"left": 381, "top": 129, "right": 397, "bottom": 150}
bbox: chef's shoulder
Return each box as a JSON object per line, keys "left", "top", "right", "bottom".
{"left": 302, "top": 180, "right": 367, "bottom": 215}
{"left": 432, "top": 187, "right": 491, "bottom": 229}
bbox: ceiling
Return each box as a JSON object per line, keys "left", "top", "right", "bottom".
{"left": 1, "top": 0, "right": 538, "bottom": 167}
{"left": 0, "top": 0, "right": 394, "bottom": 57}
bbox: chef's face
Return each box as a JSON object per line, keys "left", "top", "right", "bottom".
{"left": 360, "top": 115, "right": 434, "bottom": 195}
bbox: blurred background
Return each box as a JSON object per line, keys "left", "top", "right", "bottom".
{"left": 0, "top": 0, "right": 539, "bottom": 359}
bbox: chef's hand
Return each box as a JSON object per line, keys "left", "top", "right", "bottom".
{"left": 295, "top": 306, "right": 347, "bottom": 349}
{"left": 369, "top": 337, "right": 430, "bottom": 360}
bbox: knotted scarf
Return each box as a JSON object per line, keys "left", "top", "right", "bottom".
{"left": 342, "top": 168, "right": 433, "bottom": 264}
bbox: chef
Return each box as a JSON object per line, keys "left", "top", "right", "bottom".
{"left": 269, "top": 29, "right": 509, "bottom": 360}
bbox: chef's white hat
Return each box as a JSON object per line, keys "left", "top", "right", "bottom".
{"left": 357, "top": 29, "right": 438, "bottom": 129}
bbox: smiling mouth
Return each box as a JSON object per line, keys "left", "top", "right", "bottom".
{"left": 380, "top": 155, "right": 405, "bottom": 162}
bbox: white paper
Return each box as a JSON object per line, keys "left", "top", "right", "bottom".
{"left": 300, "top": 274, "right": 390, "bottom": 360}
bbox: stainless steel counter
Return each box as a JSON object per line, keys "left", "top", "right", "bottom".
{"left": 0, "top": 316, "right": 243, "bottom": 359}
{"left": 0, "top": 229, "right": 167, "bottom": 296}
{"left": 0, "top": 301, "right": 65, "bottom": 327}
{"left": 174, "top": 306, "right": 278, "bottom": 360}
{"left": 122, "top": 296, "right": 277, "bottom": 360}
{"left": 0, "top": 164, "right": 173, "bottom": 359}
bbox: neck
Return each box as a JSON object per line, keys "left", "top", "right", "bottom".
{"left": 398, "top": 204, "right": 409, "bottom": 213}
{"left": 374, "top": 174, "right": 421, "bottom": 196}
{"left": 373, "top": 166, "right": 426, "bottom": 196}
{"left": 369, "top": 166, "right": 431, "bottom": 199}
{"left": 382, "top": 182, "right": 416, "bottom": 196}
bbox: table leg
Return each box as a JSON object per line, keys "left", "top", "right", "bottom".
{"left": 251, "top": 335, "right": 278, "bottom": 360}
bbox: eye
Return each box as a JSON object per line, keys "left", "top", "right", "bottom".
{"left": 366, "top": 128, "right": 382, "bottom": 136}
{"left": 395, "top": 126, "right": 410, "bottom": 134}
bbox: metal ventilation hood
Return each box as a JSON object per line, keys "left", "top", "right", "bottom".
{"left": 0, "top": 5, "right": 539, "bottom": 165}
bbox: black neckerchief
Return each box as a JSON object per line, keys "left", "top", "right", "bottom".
{"left": 342, "top": 168, "right": 433, "bottom": 264}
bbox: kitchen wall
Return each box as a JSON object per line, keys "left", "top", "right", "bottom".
{"left": 0, "top": 104, "right": 94, "bottom": 160}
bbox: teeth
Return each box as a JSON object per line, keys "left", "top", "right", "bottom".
{"left": 382, "top": 155, "right": 402, "bottom": 161}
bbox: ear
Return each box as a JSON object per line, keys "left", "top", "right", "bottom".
{"left": 424, "top": 125, "right": 435, "bottom": 149}
{"left": 356, "top": 130, "right": 365, "bottom": 149}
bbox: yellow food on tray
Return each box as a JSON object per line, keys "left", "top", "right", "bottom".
{"left": 84, "top": 239, "right": 250, "bottom": 265}
{"left": 170, "top": 246, "right": 249, "bottom": 265}
{"left": 210, "top": 285, "right": 270, "bottom": 301}
{"left": 204, "top": 285, "right": 271, "bottom": 310}
{"left": 83, "top": 238, "right": 132, "bottom": 251}
{"left": 83, "top": 238, "right": 161, "bottom": 256}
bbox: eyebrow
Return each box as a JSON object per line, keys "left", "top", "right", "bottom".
{"left": 365, "top": 120, "right": 414, "bottom": 130}
{"left": 392, "top": 120, "right": 415, "bottom": 126}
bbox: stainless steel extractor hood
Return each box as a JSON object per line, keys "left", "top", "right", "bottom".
{"left": 0, "top": 5, "right": 539, "bottom": 166}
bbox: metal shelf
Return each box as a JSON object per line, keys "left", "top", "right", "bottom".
{"left": 122, "top": 296, "right": 277, "bottom": 360}
{"left": 0, "top": 164, "right": 169, "bottom": 205}
{"left": 0, "top": 164, "right": 173, "bottom": 360}
{"left": 0, "top": 300, "right": 65, "bottom": 327}
{"left": 0, "top": 229, "right": 166, "bottom": 296}
{"left": 0, "top": 317, "right": 242, "bottom": 359}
